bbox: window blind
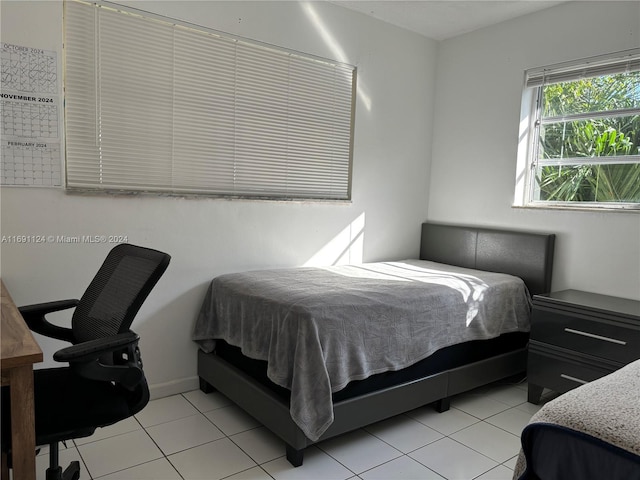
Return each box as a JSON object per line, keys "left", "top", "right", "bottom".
{"left": 64, "top": 0, "right": 356, "bottom": 199}
{"left": 525, "top": 48, "right": 640, "bottom": 87}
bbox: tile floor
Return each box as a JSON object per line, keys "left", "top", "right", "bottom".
{"left": 35, "top": 379, "right": 555, "bottom": 480}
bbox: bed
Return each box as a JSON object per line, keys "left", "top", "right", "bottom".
{"left": 193, "top": 222, "right": 555, "bottom": 466}
{"left": 513, "top": 359, "right": 640, "bottom": 480}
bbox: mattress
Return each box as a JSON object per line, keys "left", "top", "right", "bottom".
{"left": 213, "top": 331, "right": 529, "bottom": 403}
{"left": 193, "top": 259, "right": 532, "bottom": 440}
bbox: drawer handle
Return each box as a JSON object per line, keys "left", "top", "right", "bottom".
{"left": 560, "top": 374, "right": 589, "bottom": 385}
{"left": 564, "top": 328, "right": 627, "bottom": 346}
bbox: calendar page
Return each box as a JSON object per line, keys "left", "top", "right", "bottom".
{"left": 1, "top": 43, "right": 62, "bottom": 187}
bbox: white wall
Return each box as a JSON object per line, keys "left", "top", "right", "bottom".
{"left": 428, "top": 1, "right": 640, "bottom": 300}
{"left": 4, "top": 0, "right": 638, "bottom": 400}
{"left": 0, "top": 1, "right": 437, "bottom": 396}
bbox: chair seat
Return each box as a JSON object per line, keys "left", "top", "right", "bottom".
{"left": 36, "top": 367, "right": 147, "bottom": 445}
{"left": 2, "top": 367, "right": 145, "bottom": 449}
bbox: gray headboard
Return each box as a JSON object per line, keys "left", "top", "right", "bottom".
{"left": 419, "top": 223, "right": 555, "bottom": 296}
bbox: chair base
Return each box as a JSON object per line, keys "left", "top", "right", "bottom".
{"left": 0, "top": 447, "right": 80, "bottom": 480}
{"left": 46, "top": 461, "right": 80, "bottom": 480}
{"left": 46, "top": 442, "right": 81, "bottom": 480}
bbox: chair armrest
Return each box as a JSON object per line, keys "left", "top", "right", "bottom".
{"left": 53, "top": 331, "right": 145, "bottom": 390}
{"left": 53, "top": 332, "right": 139, "bottom": 363}
{"left": 19, "top": 299, "right": 79, "bottom": 342}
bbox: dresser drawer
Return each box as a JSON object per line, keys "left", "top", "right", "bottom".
{"left": 527, "top": 346, "right": 616, "bottom": 395}
{"left": 530, "top": 308, "right": 640, "bottom": 364}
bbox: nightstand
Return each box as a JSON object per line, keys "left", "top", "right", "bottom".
{"left": 527, "top": 289, "right": 640, "bottom": 404}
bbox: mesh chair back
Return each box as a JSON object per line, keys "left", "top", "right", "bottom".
{"left": 71, "top": 244, "right": 170, "bottom": 344}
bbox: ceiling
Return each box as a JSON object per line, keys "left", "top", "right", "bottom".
{"left": 331, "top": 1, "right": 567, "bottom": 41}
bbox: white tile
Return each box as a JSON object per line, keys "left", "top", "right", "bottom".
{"left": 409, "top": 437, "right": 497, "bottom": 480}
{"left": 225, "top": 466, "right": 275, "bottom": 480}
{"left": 450, "top": 422, "right": 521, "bottom": 463}
{"left": 78, "top": 429, "right": 163, "bottom": 478}
{"left": 503, "top": 455, "right": 519, "bottom": 470}
{"left": 262, "top": 445, "right": 353, "bottom": 480}
{"left": 365, "top": 415, "right": 443, "bottom": 453}
{"left": 205, "top": 405, "right": 261, "bottom": 436}
{"left": 230, "top": 426, "right": 286, "bottom": 464}
{"left": 169, "top": 437, "right": 256, "bottom": 480}
{"left": 74, "top": 416, "right": 142, "bottom": 446}
{"left": 146, "top": 413, "right": 225, "bottom": 455}
{"left": 451, "top": 393, "right": 512, "bottom": 419}
{"left": 485, "top": 384, "right": 529, "bottom": 407}
{"left": 59, "top": 387, "right": 544, "bottom": 480}
{"left": 408, "top": 406, "right": 479, "bottom": 435}
{"left": 514, "top": 401, "right": 543, "bottom": 416}
{"left": 183, "top": 389, "right": 233, "bottom": 413}
{"left": 136, "top": 394, "right": 199, "bottom": 428}
{"left": 360, "top": 456, "right": 444, "bottom": 480}
{"left": 36, "top": 446, "right": 88, "bottom": 480}
{"left": 486, "top": 407, "right": 534, "bottom": 436}
{"left": 475, "top": 464, "right": 514, "bottom": 480}
{"left": 319, "top": 429, "right": 402, "bottom": 474}
{"left": 98, "top": 458, "right": 181, "bottom": 480}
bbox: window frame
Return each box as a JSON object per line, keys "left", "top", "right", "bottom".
{"left": 515, "top": 49, "right": 640, "bottom": 212}
{"left": 63, "top": 0, "right": 357, "bottom": 201}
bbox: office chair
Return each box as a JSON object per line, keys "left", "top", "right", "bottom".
{"left": 1, "top": 244, "right": 170, "bottom": 480}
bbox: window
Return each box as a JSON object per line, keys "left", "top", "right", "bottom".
{"left": 64, "top": 0, "right": 356, "bottom": 200}
{"left": 515, "top": 49, "right": 640, "bottom": 210}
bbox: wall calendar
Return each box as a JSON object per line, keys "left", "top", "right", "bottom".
{"left": 1, "top": 43, "right": 62, "bottom": 187}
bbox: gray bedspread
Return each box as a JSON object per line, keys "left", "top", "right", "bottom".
{"left": 193, "top": 260, "right": 532, "bottom": 441}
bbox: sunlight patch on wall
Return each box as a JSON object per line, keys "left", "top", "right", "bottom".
{"left": 304, "top": 213, "right": 365, "bottom": 266}
{"left": 300, "top": 1, "right": 372, "bottom": 112}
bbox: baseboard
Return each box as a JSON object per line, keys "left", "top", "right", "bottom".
{"left": 149, "top": 376, "right": 200, "bottom": 400}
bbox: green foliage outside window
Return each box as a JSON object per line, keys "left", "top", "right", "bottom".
{"left": 536, "top": 72, "right": 640, "bottom": 204}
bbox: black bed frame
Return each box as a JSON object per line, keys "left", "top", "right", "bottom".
{"left": 197, "top": 222, "right": 556, "bottom": 466}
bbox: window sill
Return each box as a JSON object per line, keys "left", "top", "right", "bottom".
{"left": 64, "top": 187, "right": 354, "bottom": 205}
{"left": 512, "top": 203, "right": 640, "bottom": 214}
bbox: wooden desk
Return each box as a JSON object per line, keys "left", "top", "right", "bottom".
{"left": 1, "top": 280, "right": 43, "bottom": 480}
